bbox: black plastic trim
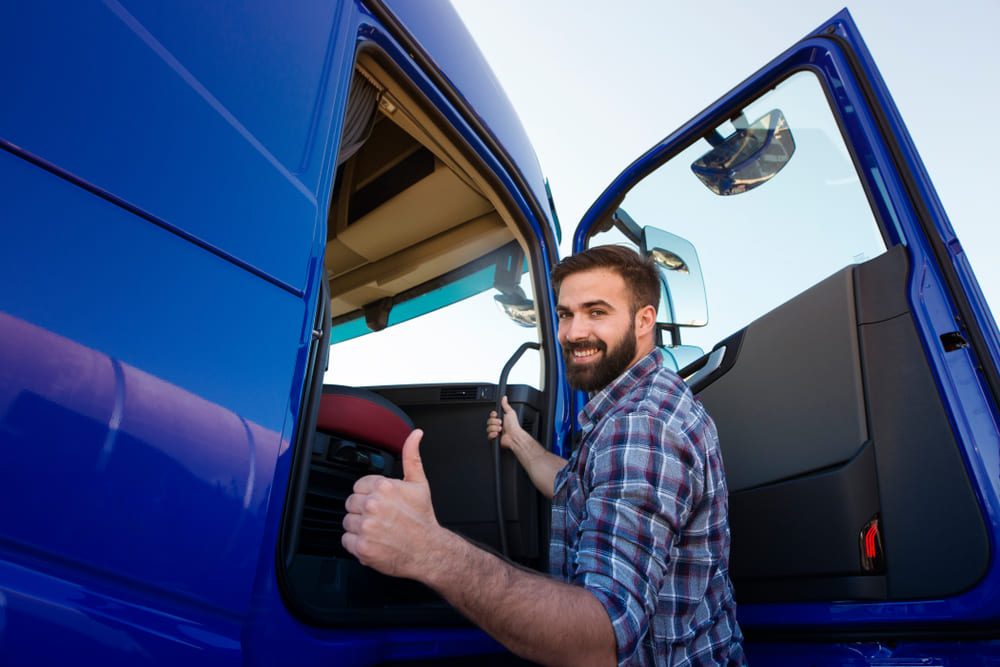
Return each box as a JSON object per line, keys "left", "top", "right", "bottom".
{"left": 680, "top": 329, "right": 746, "bottom": 395}
{"left": 276, "top": 276, "right": 332, "bottom": 605}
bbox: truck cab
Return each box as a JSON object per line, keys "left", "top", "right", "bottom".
{"left": 1, "top": 1, "right": 999, "bottom": 664}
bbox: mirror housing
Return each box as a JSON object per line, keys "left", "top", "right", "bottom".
{"left": 641, "top": 226, "right": 708, "bottom": 328}
{"left": 691, "top": 109, "right": 795, "bottom": 196}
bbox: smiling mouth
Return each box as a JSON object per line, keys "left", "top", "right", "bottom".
{"left": 570, "top": 347, "right": 601, "bottom": 362}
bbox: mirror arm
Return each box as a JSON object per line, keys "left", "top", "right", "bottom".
{"left": 656, "top": 322, "right": 682, "bottom": 347}
{"left": 705, "top": 130, "right": 726, "bottom": 148}
{"left": 493, "top": 242, "right": 525, "bottom": 295}
{"left": 612, "top": 208, "right": 643, "bottom": 246}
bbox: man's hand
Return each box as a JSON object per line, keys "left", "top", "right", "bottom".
{"left": 341, "top": 429, "right": 446, "bottom": 580}
{"left": 486, "top": 396, "right": 566, "bottom": 500}
{"left": 486, "top": 395, "right": 531, "bottom": 450}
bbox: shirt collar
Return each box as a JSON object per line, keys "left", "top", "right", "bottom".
{"left": 578, "top": 347, "right": 665, "bottom": 432}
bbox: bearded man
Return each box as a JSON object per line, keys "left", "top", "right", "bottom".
{"left": 342, "top": 245, "right": 744, "bottom": 666}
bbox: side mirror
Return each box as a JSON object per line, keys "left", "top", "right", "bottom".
{"left": 641, "top": 226, "right": 708, "bottom": 327}
{"left": 691, "top": 109, "right": 795, "bottom": 196}
{"left": 494, "top": 288, "right": 537, "bottom": 327}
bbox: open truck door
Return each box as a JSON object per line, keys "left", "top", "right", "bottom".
{"left": 574, "top": 9, "right": 1000, "bottom": 661}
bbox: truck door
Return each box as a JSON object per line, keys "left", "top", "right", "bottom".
{"left": 574, "top": 9, "right": 1000, "bottom": 658}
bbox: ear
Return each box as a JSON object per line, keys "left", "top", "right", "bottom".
{"left": 634, "top": 304, "right": 657, "bottom": 338}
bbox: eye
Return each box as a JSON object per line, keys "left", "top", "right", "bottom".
{"left": 590, "top": 309, "right": 606, "bottom": 317}
{"left": 557, "top": 311, "right": 571, "bottom": 320}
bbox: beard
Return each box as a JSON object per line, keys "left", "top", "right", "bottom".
{"left": 562, "top": 319, "right": 637, "bottom": 393}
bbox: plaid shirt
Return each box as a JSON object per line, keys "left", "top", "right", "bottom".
{"left": 551, "top": 348, "right": 745, "bottom": 666}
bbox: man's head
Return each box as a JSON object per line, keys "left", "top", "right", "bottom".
{"left": 551, "top": 245, "right": 660, "bottom": 392}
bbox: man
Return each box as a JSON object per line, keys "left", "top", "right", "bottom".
{"left": 342, "top": 245, "right": 744, "bottom": 665}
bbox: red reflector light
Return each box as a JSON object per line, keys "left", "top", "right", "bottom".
{"left": 859, "top": 516, "right": 884, "bottom": 573}
{"left": 864, "top": 523, "right": 878, "bottom": 559}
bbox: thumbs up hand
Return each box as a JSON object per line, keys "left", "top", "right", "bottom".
{"left": 342, "top": 430, "right": 442, "bottom": 580}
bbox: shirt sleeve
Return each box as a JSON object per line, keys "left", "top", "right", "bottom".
{"left": 570, "top": 413, "right": 704, "bottom": 665}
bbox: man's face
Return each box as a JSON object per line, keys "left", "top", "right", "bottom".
{"left": 556, "top": 268, "right": 639, "bottom": 392}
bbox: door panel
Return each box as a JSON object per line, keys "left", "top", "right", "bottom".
{"left": 695, "top": 248, "right": 988, "bottom": 602}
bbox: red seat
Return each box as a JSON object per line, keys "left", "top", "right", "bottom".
{"left": 317, "top": 385, "right": 413, "bottom": 456}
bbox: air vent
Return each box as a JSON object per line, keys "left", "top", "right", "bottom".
{"left": 298, "top": 462, "right": 352, "bottom": 557}
{"left": 440, "top": 386, "right": 478, "bottom": 401}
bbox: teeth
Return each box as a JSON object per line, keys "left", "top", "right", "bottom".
{"left": 573, "top": 348, "right": 598, "bottom": 358}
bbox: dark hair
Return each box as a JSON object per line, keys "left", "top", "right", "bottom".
{"left": 551, "top": 245, "right": 660, "bottom": 315}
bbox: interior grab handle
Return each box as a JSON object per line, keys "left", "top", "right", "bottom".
{"left": 492, "top": 341, "right": 540, "bottom": 558}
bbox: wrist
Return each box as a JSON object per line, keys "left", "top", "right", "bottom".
{"left": 509, "top": 431, "right": 539, "bottom": 457}
{"left": 418, "top": 526, "right": 468, "bottom": 589}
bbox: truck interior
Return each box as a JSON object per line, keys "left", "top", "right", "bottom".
{"left": 278, "top": 52, "right": 555, "bottom": 626}
{"left": 278, "top": 46, "right": 992, "bottom": 636}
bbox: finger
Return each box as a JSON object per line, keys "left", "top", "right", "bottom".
{"left": 501, "top": 395, "right": 514, "bottom": 414}
{"left": 341, "top": 531, "right": 360, "bottom": 558}
{"left": 401, "top": 429, "right": 427, "bottom": 484}
{"left": 353, "top": 474, "right": 390, "bottom": 495}
{"left": 342, "top": 511, "right": 362, "bottom": 534}
{"left": 344, "top": 492, "right": 369, "bottom": 514}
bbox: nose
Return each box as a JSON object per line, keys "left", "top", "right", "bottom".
{"left": 560, "top": 313, "right": 590, "bottom": 342}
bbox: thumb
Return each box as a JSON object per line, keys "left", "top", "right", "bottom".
{"left": 401, "top": 429, "right": 427, "bottom": 484}
{"left": 501, "top": 395, "right": 514, "bottom": 415}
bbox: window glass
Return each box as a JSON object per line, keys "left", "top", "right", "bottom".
{"left": 617, "top": 70, "right": 886, "bottom": 351}
{"left": 326, "top": 264, "right": 541, "bottom": 387}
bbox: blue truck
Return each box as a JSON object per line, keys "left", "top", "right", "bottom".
{"left": 2, "top": 1, "right": 999, "bottom": 664}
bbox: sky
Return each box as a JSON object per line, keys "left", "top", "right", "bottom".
{"left": 449, "top": 0, "right": 1000, "bottom": 319}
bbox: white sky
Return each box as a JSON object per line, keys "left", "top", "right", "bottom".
{"left": 450, "top": 0, "right": 1000, "bottom": 317}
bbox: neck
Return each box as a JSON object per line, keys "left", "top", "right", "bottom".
{"left": 626, "top": 339, "right": 656, "bottom": 370}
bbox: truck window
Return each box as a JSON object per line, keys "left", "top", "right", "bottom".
{"left": 328, "top": 261, "right": 540, "bottom": 387}
{"left": 617, "top": 70, "right": 887, "bottom": 352}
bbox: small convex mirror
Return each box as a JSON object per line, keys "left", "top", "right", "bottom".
{"left": 691, "top": 109, "right": 795, "bottom": 196}
{"left": 494, "top": 289, "right": 537, "bottom": 327}
{"left": 641, "top": 227, "right": 708, "bottom": 327}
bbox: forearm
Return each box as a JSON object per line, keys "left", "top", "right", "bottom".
{"left": 424, "top": 530, "right": 616, "bottom": 667}
{"left": 507, "top": 435, "right": 566, "bottom": 499}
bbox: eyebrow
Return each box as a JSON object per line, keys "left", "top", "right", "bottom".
{"left": 556, "top": 299, "right": 615, "bottom": 312}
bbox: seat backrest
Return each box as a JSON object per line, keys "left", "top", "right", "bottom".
{"left": 318, "top": 385, "right": 414, "bottom": 455}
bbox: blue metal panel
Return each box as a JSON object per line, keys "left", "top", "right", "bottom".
{"left": 0, "top": 558, "right": 242, "bottom": 665}
{"left": 574, "top": 8, "right": 1000, "bottom": 635}
{"left": 747, "top": 640, "right": 1000, "bottom": 665}
{"left": 0, "top": 2, "right": 566, "bottom": 663}
{"left": 0, "top": 1, "right": 340, "bottom": 291}
{"left": 0, "top": 147, "right": 306, "bottom": 634}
